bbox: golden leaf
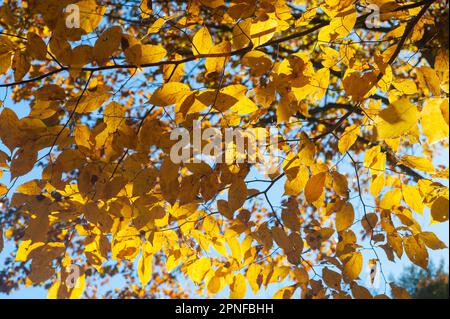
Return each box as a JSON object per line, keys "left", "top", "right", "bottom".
{"left": 375, "top": 98, "right": 419, "bottom": 139}
{"left": 335, "top": 202, "right": 354, "bottom": 232}
{"left": 229, "top": 273, "right": 246, "bottom": 299}
{"left": 305, "top": 172, "right": 326, "bottom": 203}
{"left": 343, "top": 251, "right": 363, "bottom": 281}
{"left": 188, "top": 257, "right": 211, "bottom": 284}
{"left": 192, "top": 27, "right": 213, "bottom": 55}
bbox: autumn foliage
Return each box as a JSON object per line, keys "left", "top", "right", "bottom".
{"left": 0, "top": 0, "right": 449, "bottom": 299}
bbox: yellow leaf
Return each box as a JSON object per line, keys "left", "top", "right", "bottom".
{"left": 361, "top": 213, "right": 378, "bottom": 234}
{"left": 226, "top": 85, "right": 258, "bottom": 115}
{"left": 387, "top": 232, "right": 403, "bottom": 258}
{"left": 390, "top": 283, "right": 411, "bottom": 299}
{"left": 242, "top": 51, "right": 272, "bottom": 76}
{"left": 0, "top": 183, "right": 8, "bottom": 197}
{"left": 273, "top": 285, "right": 296, "bottom": 299}
{"left": 196, "top": 90, "right": 237, "bottom": 112}
{"left": 296, "top": 8, "right": 317, "bottom": 27}
{"left": 321, "top": 46, "right": 340, "bottom": 71}
{"left": 147, "top": 18, "right": 165, "bottom": 34}
{"left": 401, "top": 184, "right": 424, "bottom": 214}
{"left": 69, "top": 45, "right": 92, "bottom": 69}
{"left": 305, "top": 172, "right": 326, "bottom": 203}
{"left": 188, "top": 257, "right": 211, "bottom": 284}
{"left": 139, "top": 0, "right": 153, "bottom": 18}
{"left": 0, "top": 50, "right": 12, "bottom": 75}
{"left": 205, "top": 41, "right": 231, "bottom": 75}
{"left": 318, "top": 25, "right": 336, "bottom": 44}
{"left": 192, "top": 27, "right": 213, "bottom": 55}
{"left": 74, "top": 0, "right": 106, "bottom": 33}
{"left": 364, "top": 146, "right": 386, "bottom": 173}
{"left": 228, "top": 178, "right": 247, "bottom": 212}
{"left": 10, "top": 146, "right": 37, "bottom": 179}
{"left": 12, "top": 50, "right": 30, "bottom": 82}
{"left": 418, "top": 232, "right": 447, "bottom": 250}
{"left": 311, "top": 67, "right": 330, "bottom": 100}
{"left": 232, "top": 20, "right": 251, "bottom": 50}
{"left": 125, "top": 44, "right": 167, "bottom": 65}
{"left": 431, "top": 196, "right": 449, "bottom": 222}
{"left": 338, "top": 125, "right": 359, "bottom": 154}
{"left": 343, "top": 251, "right": 363, "bottom": 281}
{"left": 26, "top": 32, "right": 47, "bottom": 60}
{"left": 246, "top": 264, "right": 262, "bottom": 294}
{"left": 200, "top": 0, "right": 225, "bottom": 8}
{"left": 375, "top": 98, "right": 419, "bottom": 139}
{"left": 370, "top": 174, "right": 386, "bottom": 197}
{"left": 271, "top": 226, "right": 290, "bottom": 251}
{"left": 164, "top": 53, "right": 185, "bottom": 82}
{"left": 227, "top": 237, "right": 242, "bottom": 262}
{"left": 284, "top": 164, "right": 309, "bottom": 196}
{"left": 399, "top": 155, "right": 435, "bottom": 174}
{"left": 324, "top": 0, "right": 354, "bottom": 12}
{"left": 0, "top": 108, "right": 21, "bottom": 151}
{"left": 392, "top": 78, "right": 417, "bottom": 95}
{"left": 104, "top": 102, "right": 127, "bottom": 132}
{"left": 329, "top": 8, "right": 357, "bottom": 38}
{"left": 416, "top": 66, "right": 441, "bottom": 96}
{"left": 93, "top": 26, "right": 122, "bottom": 65}
{"left": 331, "top": 171, "right": 349, "bottom": 197}
{"left": 16, "top": 240, "right": 45, "bottom": 262}
{"left": 276, "top": 96, "right": 291, "bottom": 124}
{"left": 322, "top": 267, "right": 342, "bottom": 290}
{"left": 342, "top": 71, "right": 378, "bottom": 101}
{"left": 149, "top": 82, "right": 190, "bottom": 106}
{"left": 298, "top": 136, "right": 316, "bottom": 166}
{"left": 229, "top": 273, "right": 246, "bottom": 299}
{"left": 404, "top": 235, "right": 428, "bottom": 269}
{"left": 250, "top": 18, "right": 278, "bottom": 47}
{"left": 47, "top": 280, "right": 60, "bottom": 299}
{"left": 160, "top": 158, "right": 180, "bottom": 204}
{"left": 380, "top": 188, "right": 402, "bottom": 210}
{"left": 230, "top": 97, "right": 258, "bottom": 115}
{"left": 351, "top": 282, "right": 373, "bottom": 299}
{"left": 16, "top": 180, "right": 42, "bottom": 196}
{"left": 137, "top": 242, "right": 153, "bottom": 287}
{"left": 335, "top": 202, "right": 354, "bottom": 232}
{"left": 112, "top": 228, "right": 141, "bottom": 261}
{"left": 421, "top": 98, "right": 449, "bottom": 144}
{"left": 0, "top": 37, "right": 14, "bottom": 75}
{"left": 74, "top": 125, "right": 93, "bottom": 150}
{"left": 66, "top": 85, "right": 111, "bottom": 114}
{"left": 207, "top": 274, "right": 225, "bottom": 295}
{"left": 434, "top": 49, "right": 449, "bottom": 93}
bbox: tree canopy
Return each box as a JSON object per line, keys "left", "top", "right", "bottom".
{"left": 0, "top": 0, "right": 448, "bottom": 299}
